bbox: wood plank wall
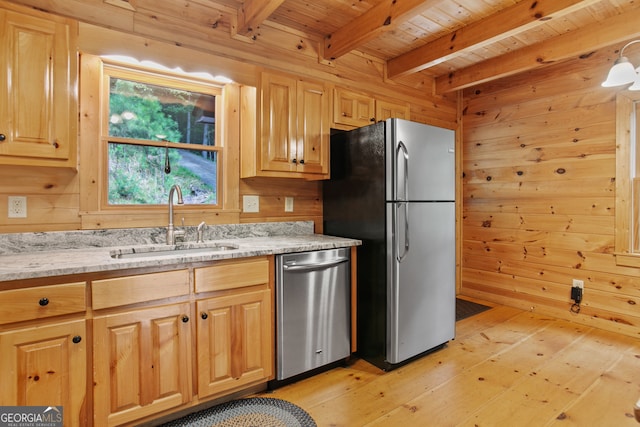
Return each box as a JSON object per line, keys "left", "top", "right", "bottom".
{"left": 239, "top": 178, "right": 322, "bottom": 232}
{"left": 0, "top": 166, "right": 80, "bottom": 232}
{"left": 460, "top": 47, "right": 640, "bottom": 338}
{"left": 0, "top": 0, "right": 456, "bottom": 234}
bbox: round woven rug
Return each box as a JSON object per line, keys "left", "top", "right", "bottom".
{"left": 161, "top": 397, "right": 317, "bottom": 427}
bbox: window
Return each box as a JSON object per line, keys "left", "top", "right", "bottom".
{"left": 615, "top": 91, "right": 640, "bottom": 267}
{"left": 79, "top": 54, "right": 240, "bottom": 228}
{"left": 104, "top": 66, "right": 221, "bottom": 205}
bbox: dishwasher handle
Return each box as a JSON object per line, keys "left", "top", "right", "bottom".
{"left": 282, "top": 257, "right": 349, "bottom": 272}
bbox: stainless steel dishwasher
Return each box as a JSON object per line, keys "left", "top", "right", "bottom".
{"left": 275, "top": 248, "right": 351, "bottom": 380}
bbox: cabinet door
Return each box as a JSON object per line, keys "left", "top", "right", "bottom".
{"left": 296, "top": 80, "right": 329, "bottom": 175}
{"left": 333, "top": 87, "right": 375, "bottom": 127}
{"left": 0, "top": 319, "right": 86, "bottom": 427}
{"left": 0, "top": 9, "right": 76, "bottom": 166}
{"left": 376, "top": 99, "right": 410, "bottom": 122}
{"left": 260, "top": 72, "right": 297, "bottom": 173}
{"left": 93, "top": 303, "right": 192, "bottom": 427}
{"left": 196, "top": 289, "right": 272, "bottom": 398}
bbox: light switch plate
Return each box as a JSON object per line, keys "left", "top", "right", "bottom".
{"left": 243, "top": 195, "right": 259, "bottom": 213}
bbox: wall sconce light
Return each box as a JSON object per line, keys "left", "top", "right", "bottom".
{"left": 602, "top": 40, "right": 640, "bottom": 90}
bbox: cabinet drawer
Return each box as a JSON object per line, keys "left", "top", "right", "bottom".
{"left": 92, "top": 269, "right": 189, "bottom": 310}
{"left": 0, "top": 282, "right": 86, "bottom": 325}
{"left": 195, "top": 257, "right": 270, "bottom": 293}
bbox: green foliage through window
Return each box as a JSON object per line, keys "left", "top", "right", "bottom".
{"left": 107, "top": 75, "right": 219, "bottom": 205}
{"left": 108, "top": 144, "right": 217, "bottom": 204}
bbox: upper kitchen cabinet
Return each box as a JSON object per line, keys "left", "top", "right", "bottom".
{"left": 375, "top": 99, "right": 411, "bottom": 122}
{"left": 333, "top": 87, "right": 410, "bottom": 129}
{"left": 333, "top": 87, "right": 375, "bottom": 128}
{"left": 241, "top": 71, "right": 330, "bottom": 179}
{"left": 0, "top": 6, "right": 78, "bottom": 168}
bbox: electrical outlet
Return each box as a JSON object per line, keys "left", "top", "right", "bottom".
{"left": 285, "top": 197, "right": 294, "bottom": 212}
{"left": 571, "top": 286, "right": 583, "bottom": 304}
{"left": 243, "top": 195, "right": 259, "bottom": 213}
{"left": 8, "top": 196, "right": 27, "bottom": 218}
{"left": 571, "top": 279, "right": 584, "bottom": 304}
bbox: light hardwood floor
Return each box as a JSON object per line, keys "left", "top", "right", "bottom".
{"left": 257, "top": 298, "right": 640, "bottom": 426}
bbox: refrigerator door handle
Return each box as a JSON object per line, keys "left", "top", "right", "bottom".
{"left": 396, "top": 201, "right": 410, "bottom": 263}
{"left": 396, "top": 141, "right": 409, "bottom": 201}
{"left": 396, "top": 141, "right": 410, "bottom": 262}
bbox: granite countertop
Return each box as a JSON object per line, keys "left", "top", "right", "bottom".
{"left": 0, "top": 221, "right": 361, "bottom": 282}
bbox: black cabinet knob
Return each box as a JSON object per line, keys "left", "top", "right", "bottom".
{"left": 292, "top": 158, "right": 297, "bottom": 164}
{"left": 299, "top": 159, "right": 305, "bottom": 164}
{"left": 39, "top": 297, "right": 49, "bottom": 306}
{"left": 201, "top": 312, "right": 208, "bottom": 320}
{"left": 0, "top": 134, "right": 5, "bottom": 141}
{"left": 181, "top": 315, "right": 190, "bottom": 323}
{"left": 72, "top": 335, "right": 82, "bottom": 344}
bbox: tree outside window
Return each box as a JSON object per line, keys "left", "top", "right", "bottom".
{"left": 105, "top": 69, "right": 221, "bottom": 206}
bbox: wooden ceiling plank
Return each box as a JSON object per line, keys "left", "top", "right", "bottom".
{"left": 388, "top": 0, "right": 602, "bottom": 79}
{"left": 235, "top": 0, "right": 285, "bottom": 36}
{"left": 322, "top": 0, "right": 438, "bottom": 61}
{"left": 436, "top": 5, "right": 640, "bottom": 93}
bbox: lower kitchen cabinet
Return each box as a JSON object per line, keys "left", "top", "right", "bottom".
{"left": 0, "top": 256, "right": 277, "bottom": 426}
{"left": 93, "top": 302, "right": 192, "bottom": 427}
{"left": 0, "top": 319, "right": 87, "bottom": 427}
{"left": 91, "top": 257, "right": 274, "bottom": 426}
{"left": 0, "top": 281, "right": 88, "bottom": 427}
{"left": 196, "top": 288, "right": 272, "bottom": 398}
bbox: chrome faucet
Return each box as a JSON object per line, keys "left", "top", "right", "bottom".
{"left": 197, "top": 221, "right": 206, "bottom": 243}
{"left": 166, "top": 184, "right": 184, "bottom": 245}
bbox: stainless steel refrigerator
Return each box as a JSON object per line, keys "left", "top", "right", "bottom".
{"left": 323, "top": 118, "right": 455, "bottom": 370}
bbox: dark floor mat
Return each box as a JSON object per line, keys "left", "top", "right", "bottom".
{"left": 456, "top": 298, "right": 491, "bottom": 321}
{"left": 159, "top": 397, "right": 316, "bottom": 427}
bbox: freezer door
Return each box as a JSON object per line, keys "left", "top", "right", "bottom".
{"left": 385, "top": 119, "right": 455, "bottom": 202}
{"left": 386, "top": 201, "right": 455, "bottom": 364}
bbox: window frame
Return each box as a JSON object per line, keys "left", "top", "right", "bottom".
{"left": 79, "top": 53, "right": 240, "bottom": 228}
{"left": 102, "top": 65, "right": 222, "bottom": 208}
{"left": 615, "top": 91, "right": 640, "bottom": 267}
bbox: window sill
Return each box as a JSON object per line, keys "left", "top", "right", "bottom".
{"left": 615, "top": 252, "right": 640, "bottom": 268}
{"left": 79, "top": 210, "right": 240, "bottom": 230}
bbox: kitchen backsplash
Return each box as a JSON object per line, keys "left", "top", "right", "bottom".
{"left": 0, "top": 221, "right": 314, "bottom": 255}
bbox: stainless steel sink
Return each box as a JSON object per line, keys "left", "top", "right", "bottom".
{"left": 110, "top": 242, "right": 239, "bottom": 259}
